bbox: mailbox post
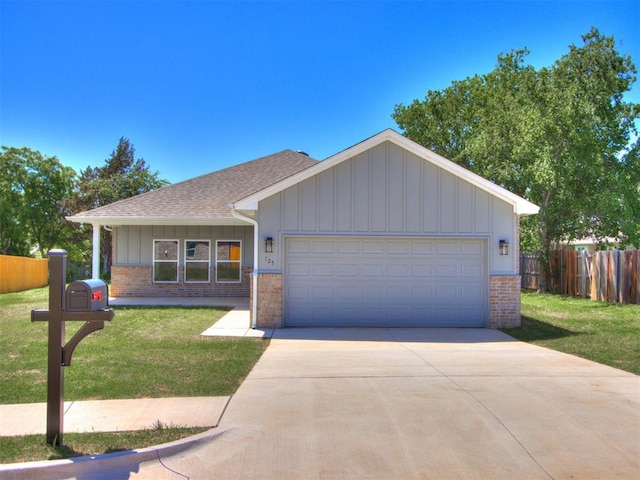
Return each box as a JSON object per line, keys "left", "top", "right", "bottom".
{"left": 31, "top": 249, "right": 114, "bottom": 445}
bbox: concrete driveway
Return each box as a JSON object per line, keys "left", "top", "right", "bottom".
{"left": 11, "top": 328, "right": 640, "bottom": 479}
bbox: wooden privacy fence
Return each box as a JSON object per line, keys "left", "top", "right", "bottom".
{"left": 0, "top": 255, "right": 49, "bottom": 294}
{"left": 521, "top": 250, "right": 640, "bottom": 305}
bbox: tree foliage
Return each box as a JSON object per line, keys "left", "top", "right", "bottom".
{"left": 0, "top": 147, "right": 77, "bottom": 258}
{"left": 72, "top": 137, "right": 169, "bottom": 275}
{"left": 1, "top": 139, "right": 168, "bottom": 275}
{"left": 393, "top": 28, "right": 639, "bottom": 291}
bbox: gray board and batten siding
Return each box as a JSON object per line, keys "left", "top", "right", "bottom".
{"left": 113, "top": 225, "right": 254, "bottom": 266}
{"left": 254, "top": 140, "right": 519, "bottom": 327}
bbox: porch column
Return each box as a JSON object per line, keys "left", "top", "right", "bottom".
{"left": 92, "top": 223, "right": 100, "bottom": 279}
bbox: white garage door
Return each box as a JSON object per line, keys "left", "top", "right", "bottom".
{"left": 284, "top": 237, "right": 487, "bottom": 327}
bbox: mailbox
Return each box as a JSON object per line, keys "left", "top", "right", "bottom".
{"left": 66, "top": 279, "right": 109, "bottom": 312}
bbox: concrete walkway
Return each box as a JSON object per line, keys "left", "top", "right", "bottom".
{"left": 109, "top": 296, "right": 273, "bottom": 337}
{"left": 2, "top": 328, "right": 638, "bottom": 479}
{"left": 0, "top": 397, "right": 229, "bottom": 436}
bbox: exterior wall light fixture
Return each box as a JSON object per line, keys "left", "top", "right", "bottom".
{"left": 265, "top": 237, "right": 274, "bottom": 253}
{"left": 499, "top": 240, "right": 509, "bottom": 256}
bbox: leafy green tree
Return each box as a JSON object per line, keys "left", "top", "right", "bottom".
{"left": 0, "top": 147, "right": 77, "bottom": 258}
{"left": 393, "top": 28, "right": 638, "bottom": 291}
{"left": 0, "top": 148, "right": 30, "bottom": 255}
{"left": 73, "top": 137, "right": 169, "bottom": 275}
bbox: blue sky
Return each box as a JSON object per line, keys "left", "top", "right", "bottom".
{"left": 1, "top": 1, "right": 638, "bottom": 183}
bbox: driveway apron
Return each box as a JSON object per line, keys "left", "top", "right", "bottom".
{"left": 46, "top": 328, "right": 640, "bottom": 479}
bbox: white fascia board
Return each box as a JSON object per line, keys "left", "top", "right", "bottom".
{"left": 234, "top": 129, "right": 540, "bottom": 216}
{"left": 65, "top": 216, "right": 252, "bottom": 226}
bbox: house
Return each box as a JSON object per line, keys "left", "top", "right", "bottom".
{"left": 567, "top": 236, "right": 621, "bottom": 252}
{"left": 68, "top": 130, "right": 539, "bottom": 329}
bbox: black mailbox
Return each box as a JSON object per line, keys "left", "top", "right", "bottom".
{"left": 66, "top": 279, "right": 109, "bottom": 312}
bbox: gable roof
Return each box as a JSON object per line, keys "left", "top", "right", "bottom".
{"left": 234, "top": 129, "right": 539, "bottom": 215}
{"left": 68, "top": 150, "right": 318, "bottom": 225}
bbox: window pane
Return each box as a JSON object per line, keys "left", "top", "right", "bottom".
{"left": 186, "top": 241, "right": 209, "bottom": 261}
{"left": 154, "top": 262, "right": 177, "bottom": 282}
{"left": 217, "top": 262, "right": 240, "bottom": 282}
{"left": 154, "top": 240, "right": 178, "bottom": 261}
{"left": 185, "top": 262, "right": 209, "bottom": 282}
{"left": 217, "top": 241, "right": 240, "bottom": 261}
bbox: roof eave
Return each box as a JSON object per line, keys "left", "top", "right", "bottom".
{"left": 66, "top": 215, "right": 252, "bottom": 226}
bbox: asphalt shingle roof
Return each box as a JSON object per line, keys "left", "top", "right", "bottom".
{"left": 68, "top": 150, "right": 318, "bottom": 223}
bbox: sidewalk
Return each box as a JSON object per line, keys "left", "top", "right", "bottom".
{"left": 0, "top": 397, "right": 229, "bottom": 436}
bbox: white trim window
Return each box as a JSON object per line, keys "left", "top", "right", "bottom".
{"left": 153, "top": 239, "right": 179, "bottom": 283}
{"left": 216, "top": 240, "right": 242, "bottom": 283}
{"left": 185, "top": 240, "right": 210, "bottom": 283}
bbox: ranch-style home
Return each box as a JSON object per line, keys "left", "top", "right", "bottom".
{"left": 68, "top": 130, "right": 539, "bottom": 329}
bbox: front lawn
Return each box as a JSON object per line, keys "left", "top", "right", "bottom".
{"left": 0, "top": 287, "right": 268, "bottom": 463}
{"left": 0, "top": 287, "right": 267, "bottom": 404}
{"left": 503, "top": 291, "right": 640, "bottom": 375}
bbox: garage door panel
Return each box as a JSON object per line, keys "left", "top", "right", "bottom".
{"left": 462, "top": 242, "right": 484, "bottom": 255}
{"left": 388, "top": 285, "right": 410, "bottom": 299}
{"left": 285, "top": 237, "right": 487, "bottom": 327}
{"left": 461, "top": 264, "right": 483, "bottom": 278}
{"left": 462, "top": 288, "right": 484, "bottom": 302}
{"left": 311, "top": 263, "right": 334, "bottom": 275}
{"left": 363, "top": 241, "right": 385, "bottom": 254}
{"left": 363, "top": 264, "right": 384, "bottom": 276}
{"left": 310, "top": 285, "right": 334, "bottom": 299}
{"left": 287, "top": 285, "right": 309, "bottom": 300}
{"left": 288, "top": 263, "right": 311, "bottom": 276}
{"left": 387, "top": 241, "right": 410, "bottom": 254}
{"left": 412, "top": 264, "right": 434, "bottom": 277}
{"left": 434, "top": 285, "right": 459, "bottom": 300}
{"left": 337, "top": 241, "right": 360, "bottom": 254}
{"left": 311, "top": 240, "right": 335, "bottom": 253}
{"left": 436, "top": 264, "right": 458, "bottom": 277}
{"left": 287, "top": 239, "right": 310, "bottom": 253}
{"left": 411, "top": 241, "right": 434, "bottom": 254}
{"left": 436, "top": 241, "right": 458, "bottom": 254}
{"left": 337, "top": 264, "right": 359, "bottom": 276}
{"left": 387, "top": 264, "right": 409, "bottom": 276}
{"left": 336, "top": 286, "right": 360, "bottom": 300}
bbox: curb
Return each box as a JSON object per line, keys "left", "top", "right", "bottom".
{"left": 0, "top": 428, "right": 227, "bottom": 480}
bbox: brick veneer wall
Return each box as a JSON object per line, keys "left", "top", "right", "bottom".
{"left": 111, "top": 265, "right": 251, "bottom": 297}
{"left": 489, "top": 275, "right": 521, "bottom": 328}
{"left": 254, "top": 273, "right": 283, "bottom": 328}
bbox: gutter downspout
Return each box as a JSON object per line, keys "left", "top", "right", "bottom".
{"left": 230, "top": 207, "right": 258, "bottom": 329}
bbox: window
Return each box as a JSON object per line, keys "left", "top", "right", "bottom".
{"left": 185, "top": 240, "right": 210, "bottom": 283}
{"left": 153, "top": 240, "right": 179, "bottom": 282}
{"left": 216, "top": 240, "right": 241, "bottom": 283}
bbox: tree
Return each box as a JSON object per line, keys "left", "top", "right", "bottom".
{"left": 0, "top": 147, "right": 77, "bottom": 257}
{"left": 73, "top": 137, "right": 169, "bottom": 275}
{"left": 393, "top": 28, "right": 639, "bottom": 291}
{"left": 0, "top": 148, "right": 29, "bottom": 255}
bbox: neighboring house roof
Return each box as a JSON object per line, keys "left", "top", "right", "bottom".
{"left": 234, "top": 129, "right": 539, "bottom": 215}
{"left": 67, "top": 150, "right": 318, "bottom": 226}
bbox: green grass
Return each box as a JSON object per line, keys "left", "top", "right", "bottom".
{"left": 502, "top": 291, "right": 640, "bottom": 375}
{"left": 0, "top": 426, "right": 208, "bottom": 464}
{"left": 0, "top": 287, "right": 268, "bottom": 464}
{"left": 0, "top": 287, "right": 268, "bottom": 403}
